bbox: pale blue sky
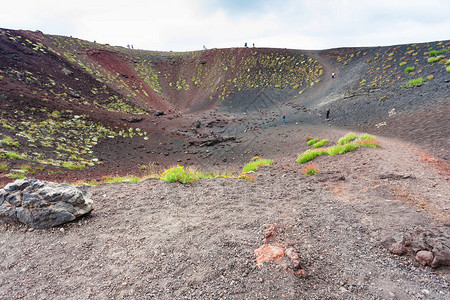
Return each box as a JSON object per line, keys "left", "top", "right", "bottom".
{"left": 1, "top": 0, "right": 449, "bottom": 51}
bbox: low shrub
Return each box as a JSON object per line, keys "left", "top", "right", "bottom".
{"left": 242, "top": 158, "right": 273, "bottom": 173}
{"left": 305, "top": 136, "right": 313, "bottom": 142}
{"left": 447, "top": 66, "right": 450, "bottom": 73}
{"left": 302, "top": 164, "right": 319, "bottom": 176}
{"left": 399, "top": 62, "right": 406, "bottom": 66}
{"left": 337, "top": 133, "right": 356, "bottom": 145}
{"left": 0, "top": 164, "right": 7, "bottom": 170}
{"left": 161, "top": 165, "right": 197, "bottom": 184}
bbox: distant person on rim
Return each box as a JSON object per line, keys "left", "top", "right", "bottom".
{"left": 326, "top": 108, "right": 330, "bottom": 120}
{"left": 245, "top": 42, "right": 248, "bottom": 48}
{"left": 282, "top": 114, "right": 286, "bottom": 125}
{"left": 331, "top": 72, "right": 335, "bottom": 79}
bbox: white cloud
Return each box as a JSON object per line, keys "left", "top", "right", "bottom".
{"left": 0, "top": 0, "right": 449, "bottom": 51}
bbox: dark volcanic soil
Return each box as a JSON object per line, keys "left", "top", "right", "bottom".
{"left": 0, "top": 29, "right": 449, "bottom": 299}
{"left": 1, "top": 127, "right": 449, "bottom": 299}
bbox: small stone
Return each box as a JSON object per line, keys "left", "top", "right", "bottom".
{"left": 60, "top": 228, "right": 65, "bottom": 233}
{"left": 295, "top": 269, "right": 307, "bottom": 278}
{"left": 415, "top": 250, "right": 434, "bottom": 266}
{"left": 421, "top": 289, "right": 430, "bottom": 295}
{"left": 389, "top": 242, "right": 407, "bottom": 256}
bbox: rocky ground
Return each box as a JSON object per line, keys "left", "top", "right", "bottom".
{"left": 0, "top": 29, "right": 449, "bottom": 299}
{"left": 0, "top": 126, "right": 448, "bottom": 299}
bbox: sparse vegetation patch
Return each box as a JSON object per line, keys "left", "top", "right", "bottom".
{"left": 297, "top": 133, "right": 380, "bottom": 164}
{"left": 302, "top": 163, "right": 319, "bottom": 176}
{"left": 160, "top": 165, "right": 197, "bottom": 184}
{"left": 405, "top": 77, "right": 425, "bottom": 87}
{"left": 242, "top": 158, "right": 273, "bottom": 173}
{"left": 404, "top": 66, "right": 414, "bottom": 73}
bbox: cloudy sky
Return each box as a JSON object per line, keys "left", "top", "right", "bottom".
{"left": 1, "top": 0, "right": 449, "bottom": 51}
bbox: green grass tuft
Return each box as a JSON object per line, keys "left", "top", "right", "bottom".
{"left": 242, "top": 158, "right": 273, "bottom": 173}
{"left": 404, "top": 66, "right": 414, "bottom": 73}
{"left": 313, "top": 139, "right": 329, "bottom": 148}
{"left": 302, "top": 163, "right": 319, "bottom": 176}
{"left": 5, "top": 151, "right": 23, "bottom": 160}
{"left": 307, "top": 138, "right": 319, "bottom": 146}
{"left": 297, "top": 149, "right": 327, "bottom": 164}
{"left": 238, "top": 172, "right": 255, "bottom": 182}
{"left": 405, "top": 77, "right": 425, "bottom": 87}
{"left": 427, "top": 55, "right": 445, "bottom": 63}
{"left": 337, "top": 133, "right": 356, "bottom": 145}
{"left": 297, "top": 132, "right": 380, "bottom": 164}
{"left": 357, "top": 134, "right": 376, "bottom": 141}
{"left": 326, "top": 143, "right": 358, "bottom": 156}
{"left": 357, "top": 139, "right": 380, "bottom": 148}
{"left": 103, "top": 176, "right": 141, "bottom": 184}
{"left": 0, "top": 136, "right": 20, "bottom": 147}
{"left": 428, "top": 49, "right": 447, "bottom": 57}
{"left": 62, "top": 162, "right": 86, "bottom": 170}
{"left": 161, "top": 165, "right": 197, "bottom": 184}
